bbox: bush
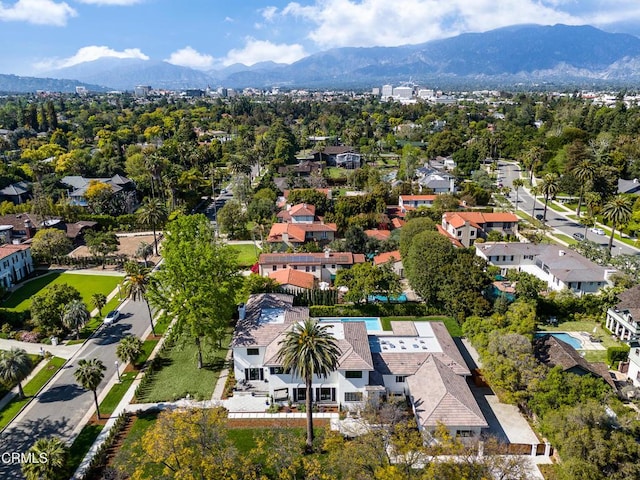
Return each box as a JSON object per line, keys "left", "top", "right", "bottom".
{"left": 607, "top": 345, "right": 630, "bottom": 366}
{"left": 19, "top": 330, "right": 41, "bottom": 343}
{"left": 309, "top": 302, "right": 441, "bottom": 318}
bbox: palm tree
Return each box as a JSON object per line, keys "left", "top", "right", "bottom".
{"left": 123, "top": 264, "right": 156, "bottom": 336}
{"left": 572, "top": 160, "right": 596, "bottom": 216}
{"left": 136, "top": 241, "right": 153, "bottom": 267}
{"left": 74, "top": 358, "right": 106, "bottom": 419}
{"left": 0, "top": 348, "right": 32, "bottom": 398}
{"left": 62, "top": 300, "right": 89, "bottom": 339}
{"left": 602, "top": 195, "right": 633, "bottom": 255}
{"left": 523, "top": 145, "right": 543, "bottom": 183}
{"left": 277, "top": 319, "right": 341, "bottom": 452}
{"left": 540, "top": 173, "right": 559, "bottom": 223}
{"left": 21, "top": 436, "right": 69, "bottom": 480}
{"left": 530, "top": 185, "right": 540, "bottom": 220}
{"left": 136, "top": 197, "right": 167, "bottom": 256}
{"left": 116, "top": 334, "right": 143, "bottom": 367}
{"left": 512, "top": 178, "right": 524, "bottom": 211}
{"left": 91, "top": 293, "right": 106, "bottom": 317}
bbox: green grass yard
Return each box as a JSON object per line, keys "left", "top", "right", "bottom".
{"left": 67, "top": 424, "right": 104, "bottom": 475}
{"left": 380, "top": 316, "right": 461, "bottom": 337}
{"left": 539, "top": 320, "right": 624, "bottom": 364}
{"left": 553, "top": 233, "right": 578, "bottom": 246}
{"left": 0, "top": 356, "right": 66, "bottom": 430}
{"left": 230, "top": 243, "right": 261, "bottom": 268}
{"left": 99, "top": 371, "right": 136, "bottom": 416}
{"left": 2, "top": 272, "right": 123, "bottom": 312}
{"left": 135, "top": 331, "right": 231, "bottom": 403}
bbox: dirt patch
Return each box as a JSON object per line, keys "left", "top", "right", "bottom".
{"left": 69, "top": 234, "right": 161, "bottom": 264}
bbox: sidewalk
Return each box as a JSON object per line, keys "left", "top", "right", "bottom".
{"left": 0, "top": 338, "right": 81, "bottom": 359}
{"left": 0, "top": 356, "right": 51, "bottom": 411}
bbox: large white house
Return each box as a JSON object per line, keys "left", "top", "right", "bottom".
{"left": 232, "top": 294, "right": 488, "bottom": 439}
{"left": 0, "top": 244, "right": 33, "bottom": 289}
{"left": 606, "top": 285, "right": 640, "bottom": 342}
{"left": 475, "top": 242, "right": 615, "bottom": 296}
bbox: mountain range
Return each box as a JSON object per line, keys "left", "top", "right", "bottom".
{"left": 4, "top": 24, "right": 640, "bottom": 93}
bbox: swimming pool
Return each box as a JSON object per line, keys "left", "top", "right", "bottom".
{"left": 317, "top": 317, "right": 383, "bottom": 332}
{"left": 536, "top": 332, "right": 583, "bottom": 350}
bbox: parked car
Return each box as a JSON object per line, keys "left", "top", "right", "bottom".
{"left": 573, "top": 232, "right": 585, "bottom": 241}
{"left": 104, "top": 310, "right": 120, "bottom": 325}
{"left": 590, "top": 227, "right": 605, "bottom": 235}
{"left": 535, "top": 214, "right": 544, "bottom": 220}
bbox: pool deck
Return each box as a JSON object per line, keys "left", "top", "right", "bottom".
{"left": 539, "top": 331, "right": 606, "bottom": 351}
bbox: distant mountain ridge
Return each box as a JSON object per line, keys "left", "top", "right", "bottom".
{"left": 6, "top": 24, "right": 640, "bottom": 92}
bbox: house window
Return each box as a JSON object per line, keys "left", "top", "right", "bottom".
{"left": 395, "top": 376, "right": 406, "bottom": 383}
{"left": 510, "top": 256, "right": 514, "bottom": 261}
{"left": 331, "top": 264, "right": 336, "bottom": 269}
{"left": 345, "top": 371, "right": 362, "bottom": 378}
{"left": 305, "top": 266, "right": 310, "bottom": 272}
{"left": 315, "top": 387, "right": 335, "bottom": 402}
{"left": 244, "top": 368, "right": 264, "bottom": 381}
{"left": 345, "top": 392, "right": 363, "bottom": 402}
{"left": 457, "top": 231, "right": 462, "bottom": 236}
{"left": 470, "top": 230, "right": 475, "bottom": 236}
{"left": 247, "top": 348, "right": 259, "bottom": 356}
{"left": 270, "top": 367, "right": 284, "bottom": 374}
{"left": 293, "top": 266, "right": 297, "bottom": 270}
{"left": 294, "top": 388, "right": 306, "bottom": 402}
{"left": 456, "top": 430, "right": 474, "bottom": 437}
{"left": 312, "top": 266, "right": 317, "bottom": 272}
{"left": 321, "top": 232, "right": 327, "bottom": 239}
{"left": 272, "top": 265, "right": 277, "bottom": 271}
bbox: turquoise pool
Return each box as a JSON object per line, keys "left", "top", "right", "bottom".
{"left": 536, "top": 332, "right": 583, "bottom": 349}
{"left": 317, "top": 317, "right": 382, "bottom": 332}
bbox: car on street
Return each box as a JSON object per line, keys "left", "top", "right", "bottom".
{"left": 535, "top": 214, "right": 544, "bottom": 220}
{"left": 590, "top": 227, "right": 605, "bottom": 235}
{"left": 104, "top": 310, "right": 120, "bottom": 325}
{"left": 573, "top": 232, "right": 585, "bottom": 241}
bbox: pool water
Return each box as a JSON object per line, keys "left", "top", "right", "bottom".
{"left": 317, "top": 317, "right": 382, "bottom": 332}
{"left": 536, "top": 332, "right": 583, "bottom": 349}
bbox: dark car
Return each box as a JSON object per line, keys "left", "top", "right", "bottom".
{"left": 535, "top": 214, "right": 544, "bottom": 220}
{"left": 573, "top": 232, "right": 585, "bottom": 241}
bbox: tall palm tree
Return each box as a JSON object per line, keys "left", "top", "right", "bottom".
{"left": 123, "top": 263, "right": 156, "bottom": 336}
{"left": 74, "top": 358, "right": 106, "bottom": 419}
{"left": 21, "top": 436, "right": 69, "bottom": 480}
{"left": 540, "top": 173, "right": 559, "bottom": 223}
{"left": 91, "top": 293, "right": 106, "bottom": 317}
{"left": 523, "top": 145, "right": 543, "bottom": 183}
{"left": 62, "top": 300, "right": 89, "bottom": 339}
{"left": 572, "top": 160, "right": 596, "bottom": 216}
{"left": 277, "top": 319, "right": 341, "bottom": 452}
{"left": 0, "top": 348, "right": 32, "bottom": 399}
{"left": 137, "top": 197, "right": 167, "bottom": 256}
{"left": 136, "top": 241, "right": 153, "bottom": 267}
{"left": 602, "top": 195, "right": 633, "bottom": 255}
{"left": 116, "top": 334, "right": 143, "bottom": 367}
{"left": 512, "top": 178, "right": 524, "bottom": 211}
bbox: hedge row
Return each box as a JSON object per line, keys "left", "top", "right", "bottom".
{"left": 309, "top": 302, "right": 441, "bottom": 318}
{"left": 79, "top": 411, "right": 129, "bottom": 480}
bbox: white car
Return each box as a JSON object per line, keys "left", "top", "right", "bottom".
{"left": 104, "top": 310, "right": 120, "bottom": 325}
{"left": 590, "top": 227, "right": 605, "bottom": 235}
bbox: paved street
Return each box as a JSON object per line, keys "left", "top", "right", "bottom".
{"left": 498, "top": 161, "right": 639, "bottom": 256}
{"left": 0, "top": 298, "right": 152, "bottom": 479}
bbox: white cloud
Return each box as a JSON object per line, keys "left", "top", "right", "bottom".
{"left": 279, "top": 0, "right": 607, "bottom": 48}
{"left": 0, "top": 0, "right": 76, "bottom": 26}
{"left": 34, "top": 45, "right": 148, "bottom": 70}
{"left": 221, "top": 38, "right": 307, "bottom": 66}
{"left": 224, "top": 16, "right": 233, "bottom": 22}
{"left": 261, "top": 6, "right": 277, "bottom": 21}
{"left": 74, "top": 0, "right": 142, "bottom": 4}
{"left": 165, "top": 46, "right": 214, "bottom": 69}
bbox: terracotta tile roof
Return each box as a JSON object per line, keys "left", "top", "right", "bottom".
{"left": 400, "top": 195, "right": 437, "bottom": 202}
{"left": 373, "top": 250, "right": 401, "bottom": 266}
{"left": 443, "top": 211, "right": 518, "bottom": 227}
{"left": 0, "top": 244, "right": 30, "bottom": 260}
{"left": 288, "top": 203, "right": 316, "bottom": 217}
{"left": 407, "top": 356, "right": 488, "bottom": 428}
{"left": 364, "top": 229, "right": 391, "bottom": 241}
{"left": 268, "top": 268, "right": 316, "bottom": 290}
{"left": 391, "top": 218, "right": 406, "bottom": 229}
{"left": 267, "top": 223, "right": 337, "bottom": 243}
{"left": 436, "top": 225, "right": 464, "bottom": 248}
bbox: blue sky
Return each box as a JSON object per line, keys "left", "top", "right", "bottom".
{"left": 2, "top": 0, "right": 640, "bottom": 76}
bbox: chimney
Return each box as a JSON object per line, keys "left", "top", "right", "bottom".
{"left": 24, "top": 219, "right": 35, "bottom": 239}
{"left": 634, "top": 178, "right": 638, "bottom": 184}
{"left": 237, "top": 303, "right": 246, "bottom": 321}
{"left": 324, "top": 249, "right": 330, "bottom": 259}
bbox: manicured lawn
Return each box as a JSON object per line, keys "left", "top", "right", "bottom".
{"left": 67, "top": 423, "right": 104, "bottom": 474}
{"left": 112, "top": 412, "right": 161, "bottom": 478}
{"left": 326, "top": 167, "right": 348, "bottom": 179}
{"left": 540, "top": 320, "right": 624, "bottom": 364}
{"left": 553, "top": 233, "right": 578, "bottom": 246}
{"left": 546, "top": 201, "right": 566, "bottom": 212}
{"left": 0, "top": 356, "right": 65, "bottom": 429}
{"left": 230, "top": 243, "right": 261, "bottom": 268}
{"left": 2, "top": 272, "right": 123, "bottom": 311}
{"left": 227, "top": 427, "right": 307, "bottom": 453}
{"left": 135, "top": 331, "right": 231, "bottom": 402}
{"left": 100, "top": 371, "right": 136, "bottom": 416}
{"left": 380, "top": 316, "right": 461, "bottom": 337}
{"left": 138, "top": 339, "right": 159, "bottom": 366}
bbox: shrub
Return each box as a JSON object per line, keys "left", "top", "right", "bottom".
{"left": 19, "top": 331, "right": 41, "bottom": 343}
{"left": 309, "top": 302, "right": 440, "bottom": 318}
{"left": 607, "top": 345, "right": 630, "bottom": 366}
